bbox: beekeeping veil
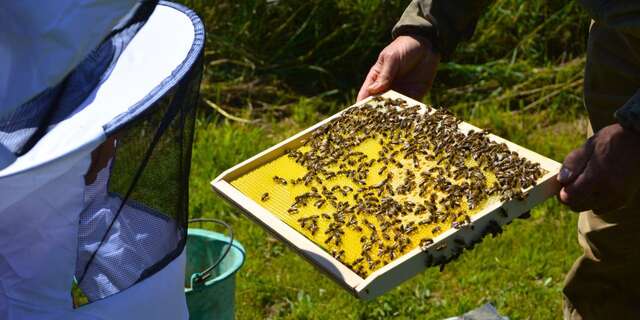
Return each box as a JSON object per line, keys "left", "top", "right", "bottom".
{"left": 0, "top": 1, "right": 203, "bottom": 318}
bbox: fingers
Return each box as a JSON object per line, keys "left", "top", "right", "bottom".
{"left": 357, "top": 67, "right": 379, "bottom": 101}
{"left": 559, "top": 164, "right": 597, "bottom": 212}
{"left": 357, "top": 35, "right": 441, "bottom": 101}
{"left": 559, "top": 156, "right": 627, "bottom": 213}
{"left": 356, "top": 50, "right": 400, "bottom": 101}
{"left": 557, "top": 127, "right": 640, "bottom": 213}
{"left": 558, "top": 139, "right": 594, "bottom": 185}
{"left": 558, "top": 140, "right": 596, "bottom": 212}
{"left": 367, "top": 51, "right": 400, "bottom": 95}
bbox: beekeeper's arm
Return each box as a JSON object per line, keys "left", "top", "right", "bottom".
{"left": 357, "top": 0, "right": 492, "bottom": 101}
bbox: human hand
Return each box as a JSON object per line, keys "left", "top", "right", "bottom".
{"left": 357, "top": 35, "right": 441, "bottom": 101}
{"left": 558, "top": 123, "right": 640, "bottom": 213}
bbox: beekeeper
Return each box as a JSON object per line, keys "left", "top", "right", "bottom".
{"left": 358, "top": 1, "right": 640, "bottom": 318}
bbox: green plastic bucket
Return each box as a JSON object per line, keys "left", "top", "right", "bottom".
{"left": 185, "top": 221, "right": 245, "bottom": 320}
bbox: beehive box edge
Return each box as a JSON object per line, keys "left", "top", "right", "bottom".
{"left": 211, "top": 90, "right": 561, "bottom": 300}
{"left": 211, "top": 179, "right": 364, "bottom": 293}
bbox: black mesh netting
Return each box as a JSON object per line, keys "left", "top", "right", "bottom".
{"left": 75, "top": 52, "right": 202, "bottom": 302}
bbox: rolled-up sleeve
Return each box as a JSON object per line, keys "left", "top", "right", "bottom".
{"left": 615, "top": 89, "right": 640, "bottom": 134}
{"left": 392, "top": 0, "right": 492, "bottom": 58}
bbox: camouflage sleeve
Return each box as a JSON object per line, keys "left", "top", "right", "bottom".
{"left": 392, "top": 0, "right": 492, "bottom": 58}
{"left": 614, "top": 90, "right": 640, "bottom": 134}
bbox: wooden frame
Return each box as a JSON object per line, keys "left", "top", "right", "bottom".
{"left": 211, "top": 90, "right": 561, "bottom": 300}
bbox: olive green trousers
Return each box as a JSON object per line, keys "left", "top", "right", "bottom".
{"left": 563, "top": 21, "right": 640, "bottom": 319}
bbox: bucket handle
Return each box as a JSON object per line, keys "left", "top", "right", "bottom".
{"left": 188, "top": 218, "right": 234, "bottom": 286}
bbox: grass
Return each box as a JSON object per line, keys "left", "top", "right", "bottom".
{"left": 180, "top": 0, "right": 590, "bottom": 318}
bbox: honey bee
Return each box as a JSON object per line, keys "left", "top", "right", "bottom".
{"left": 273, "top": 176, "right": 288, "bottom": 186}
{"left": 257, "top": 95, "right": 547, "bottom": 277}
{"left": 419, "top": 238, "right": 434, "bottom": 250}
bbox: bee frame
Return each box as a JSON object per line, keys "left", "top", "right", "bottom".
{"left": 211, "top": 90, "right": 561, "bottom": 300}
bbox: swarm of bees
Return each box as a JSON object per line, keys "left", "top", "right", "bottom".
{"left": 252, "top": 96, "right": 544, "bottom": 277}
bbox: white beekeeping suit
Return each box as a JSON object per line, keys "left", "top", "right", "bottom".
{"left": 0, "top": 1, "right": 204, "bottom": 318}
{"left": 0, "top": 0, "right": 143, "bottom": 169}
{"left": 0, "top": 0, "right": 140, "bottom": 118}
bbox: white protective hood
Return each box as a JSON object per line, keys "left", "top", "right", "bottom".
{"left": 0, "top": 2, "right": 201, "bottom": 319}
{"left": 0, "top": 0, "right": 140, "bottom": 119}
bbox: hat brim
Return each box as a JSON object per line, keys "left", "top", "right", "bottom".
{"left": 0, "top": 2, "right": 204, "bottom": 179}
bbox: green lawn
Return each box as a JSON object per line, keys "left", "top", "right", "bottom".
{"left": 182, "top": 0, "right": 590, "bottom": 318}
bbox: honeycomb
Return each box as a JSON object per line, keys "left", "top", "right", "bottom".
{"left": 231, "top": 96, "right": 544, "bottom": 277}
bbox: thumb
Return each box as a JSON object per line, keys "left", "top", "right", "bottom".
{"left": 559, "top": 138, "right": 594, "bottom": 185}
{"left": 368, "top": 52, "right": 399, "bottom": 94}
